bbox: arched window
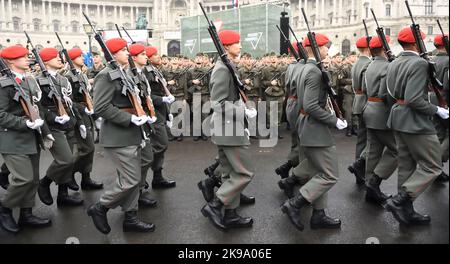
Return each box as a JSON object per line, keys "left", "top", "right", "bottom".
{"left": 342, "top": 39, "right": 351, "bottom": 56}
{"left": 385, "top": 4, "right": 391, "bottom": 17}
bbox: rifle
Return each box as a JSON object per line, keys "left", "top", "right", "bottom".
{"left": 0, "top": 57, "right": 44, "bottom": 143}
{"left": 83, "top": 13, "right": 149, "bottom": 139}
{"left": 25, "top": 31, "right": 69, "bottom": 118}
{"left": 199, "top": 3, "right": 248, "bottom": 103}
{"left": 301, "top": 8, "right": 343, "bottom": 120}
{"left": 405, "top": 0, "right": 448, "bottom": 110}
{"left": 55, "top": 32, "right": 94, "bottom": 112}
{"left": 276, "top": 25, "right": 301, "bottom": 62}
{"left": 288, "top": 25, "right": 308, "bottom": 61}
{"left": 370, "top": 9, "right": 396, "bottom": 62}
{"left": 437, "top": 20, "right": 449, "bottom": 56}
{"left": 362, "top": 19, "right": 375, "bottom": 58}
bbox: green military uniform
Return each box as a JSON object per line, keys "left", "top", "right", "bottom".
{"left": 188, "top": 65, "right": 211, "bottom": 139}
{"left": 338, "top": 63, "right": 357, "bottom": 132}
{"left": 262, "top": 65, "right": 285, "bottom": 133}
{"left": 238, "top": 65, "right": 262, "bottom": 137}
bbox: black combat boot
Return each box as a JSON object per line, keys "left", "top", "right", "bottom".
{"left": 310, "top": 209, "right": 341, "bottom": 230}
{"left": 348, "top": 157, "right": 366, "bottom": 185}
{"left": 193, "top": 136, "right": 201, "bottom": 141}
{"left": 275, "top": 160, "right": 293, "bottom": 179}
{"left": 386, "top": 189, "right": 412, "bottom": 225}
{"left": 201, "top": 197, "right": 226, "bottom": 230}
{"left": 365, "top": 174, "right": 390, "bottom": 205}
{"left": 18, "top": 208, "right": 51, "bottom": 228}
{"left": 280, "top": 194, "right": 310, "bottom": 231}
{"left": 0, "top": 207, "right": 19, "bottom": 233}
{"left": 123, "top": 211, "right": 155, "bottom": 233}
{"left": 198, "top": 177, "right": 218, "bottom": 202}
{"left": 67, "top": 173, "right": 80, "bottom": 191}
{"left": 404, "top": 199, "right": 431, "bottom": 225}
{"left": 204, "top": 161, "right": 220, "bottom": 179}
{"left": 278, "top": 176, "right": 297, "bottom": 198}
{"left": 346, "top": 127, "right": 352, "bottom": 137}
{"left": 87, "top": 202, "right": 111, "bottom": 234}
{"left": 240, "top": 193, "right": 256, "bottom": 205}
{"left": 138, "top": 191, "right": 158, "bottom": 208}
{"left": 435, "top": 171, "right": 449, "bottom": 182}
{"left": 177, "top": 135, "right": 184, "bottom": 142}
{"left": 201, "top": 134, "right": 208, "bottom": 141}
{"left": 223, "top": 209, "right": 253, "bottom": 228}
{"left": 152, "top": 170, "right": 176, "bottom": 189}
{"left": 0, "top": 163, "right": 9, "bottom": 190}
{"left": 81, "top": 173, "right": 104, "bottom": 190}
{"left": 38, "top": 176, "right": 54, "bottom": 206}
{"left": 56, "top": 184, "right": 84, "bottom": 207}
{"left": 351, "top": 126, "right": 358, "bottom": 135}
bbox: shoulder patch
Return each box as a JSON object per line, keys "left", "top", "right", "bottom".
{"left": 0, "top": 78, "right": 14, "bottom": 89}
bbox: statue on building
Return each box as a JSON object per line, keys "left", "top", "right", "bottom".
{"left": 136, "top": 14, "right": 148, "bottom": 30}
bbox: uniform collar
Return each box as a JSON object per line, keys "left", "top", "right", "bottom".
{"left": 374, "top": 56, "right": 388, "bottom": 61}
{"left": 402, "top": 50, "right": 420, "bottom": 56}
{"left": 48, "top": 70, "right": 58, "bottom": 77}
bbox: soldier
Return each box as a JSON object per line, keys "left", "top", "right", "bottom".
{"left": 339, "top": 57, "right": 357, "bottom": 137}
{"left": 348, "top": 37, "right": 372, "bottom": 185}
{"left": 64, "top": 48, "right": 103, "bottom": 191}
{"left": 201, "top": 30, "right": 256, "bottom": 231}
{"left": 35, "top": 47, "right": 84, "bottom": 208}
{"left": 142, "top": 46, "right": 177, "bottom": 189}
{"left": 362, "top": 36, "right": 397, "bottom": 205}
{"left": 281, "top": 33, "right": 347, "bottom": 231}
{"left": 0, "top": 45, "right": 52, "bottom": 233}
{"left": 86, "top": 38, "right": 154, "bottom": 234}
{"left": 385, "top": 28, "right": 449, "bottom": 226}
{"left": 431, "top": 34, "right": 449, "bottom": 182}
{"left": 262, "top": 54, "right": 285, "bottom": 139}
{"left": 87, "top": 50, "right": 105, "bottom": 144}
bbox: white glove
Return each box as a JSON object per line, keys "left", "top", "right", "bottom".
{"left": 162, "top": 95, "right": 175, "bottom": 104}
{"left": 44, "top": 134, "right": 55, "bottom": 150}
{"left": 55, "top": 115, "right": 70, "bottom": 125}
{"left": 336, "top": 119, "right": 348, "bottom": 130}
{"left": 131, "top": 115, "right": 149, "bottom": 126}
{"left": 79, "top": 125, "right": 87, "bottom": 139}
{"left": 244, "top": 128, "right": 250, "bottom": 139}
{"left": 84, "top": 107, "right": 94, "bottom": 116}
{"left": 26, "top": 119, "right": 44, "bottom": 130}
{"left": 245, "top": 108, "right": 258, "bottom": 119}
{"left": 148, "top": 116, "right": 157, "bottom": 124}
{"left": 166, "top": 114, "right": 174, "bottom": 128}
{"left": 95, "top": 117, "right": 103, "bottom": 130}
{"left": 436, "top": 107, "right": 449, "bottom": 120}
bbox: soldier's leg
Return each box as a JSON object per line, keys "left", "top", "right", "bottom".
{"left": 150, "top": 123, "right": 175, "bottom": 189}
{"left": 355, "top": 115, "right": 367, "bottom": 159}
{"left": 373, "top": 130, "right": 398, "bottom": 180}
{"left": 277, "top": 96, "right": 284, "bottom": 138}
{"left": 394, "top": 132, "right": 417, "bottom": 190}
{"left": 75, "top": 124, "right": 103, "bottom": 190}
{"left": 0, "top": 162, "right": 10, "bottom": 190}
{"left": 200, "top": 95, "right": 210, "bottom": 140}
{"left": 343, "top": 94, "right": 353, "bottom": 136}
{"left": 139, "top": 141, "right": 157, "bottom": 208}
{"left": 436, "top": 129, "right": 449, "bottom": 182}
{"left": 275, "top": 129, "right": 298, "bottom": 179}
{"left": 192, "top": 92, "right": 202, "bottom": 141}
{"left": 365, "top": 128, "right": 384, "bottom": 182}
{"left": 45, "top": 130, "right": 75, "bottom": 185}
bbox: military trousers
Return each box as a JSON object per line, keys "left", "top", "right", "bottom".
{"left": 215, "top": 145, "right": 254, "bottom": 210}
{"left": 192, "top": 93, "right": 210, "bottom": 137}
{"left": 150, "top": 123, "right": 169, "bottom": 173}
{"left": 265, "top": 95, "right": 284, "bottom": 128}
{"left": 355, "top": 115, "right": 367, "bottom": 159}
{"left": 46, "top": 130, "right": 74, "bottom": 185}
{"left": 100, "top": 145, "right": 142, "bottom": 212}
{"left": 293, "top": 145, "right": 339, "bottom": 210}
{"left": 366, "top": 129, "right": 398, "bottom": 182}
{"left": 394, "top": 132, "right": 442, "bottom": 200}
{"left": 1, "top": 152, "right": 40, "bottom": 209}
{"left": 67, "top": 121, "right": 95, "bottom": 175}
{"left": 141, "top": 139, "right": 154, "bottom": 189}
{"left": 342, "top": 93, "right": 357, "bottom": 127}
{"left": 287, "top": 129, "right": 300, "bottom": 167}
{"left": 1, "top": 162, "right": 9, "bottom": 175}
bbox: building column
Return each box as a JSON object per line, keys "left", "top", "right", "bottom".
{"left": 97, "top": 5, "right": 100, "bottom": 22}
{"left": 321, "top": 0, "right": 325, "bottom": 26}
{"left": 49, "top": 1, "right": 53, "bottom": 28}
{"left": 338, "top": 0, "right": 343, "bottom": 25}
{"left": 146, "top": 7, "right": 150, "bottom": 26}
{"left": 67, "top": 3, "right": 71, "bottom": 25}
{"left": 153, "top": 0, "right": 158, "bottom": 25}
{"left": 298, "top": 0, "right": 302, "bottom": 28}
{"left": 103, "top": 5, "right": 106, "bottom": 28}
{"left": 41, "top": 1, "right": 46, "bottom": 31}
{"left": 162, "top": 0, "right": 166, "bottom": 24}
{"left": 0, "top": 0, "right": 5, "bottom": 29}
{"left": 332, "top": 0, "right": 337, "bottom": 25}
{"left": 315, "top": 0, "right": 319, "bottom": 26}
{"left": 28, "top": 0, "right": 33, "bottom": 29}
{"left": 8, "top": 0, "right": 12, "bottom": 29}
{"left": 119, "top": 6, "right": 123, "bottom": 24}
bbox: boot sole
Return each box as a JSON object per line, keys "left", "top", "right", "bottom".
{"left": 0, "top": 219, "right": 19, "bottom": 233}
{"left": 311, "top": 224, "right": 341, "bottom": 230}
{"left": 281, "top": 205, "right": 304, "bottom": 231}
{"left": 123, "top": 225, "right": 155, "bottom": 233}
{"left": 201, "top": 206, "right": 227, "bottom": 231}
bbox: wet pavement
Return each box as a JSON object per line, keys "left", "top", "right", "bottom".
{"left": 0, "top": 127, "right": 448, "bottom": 244}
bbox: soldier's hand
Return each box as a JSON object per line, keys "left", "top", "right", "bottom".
{"left": 26, "top": 119, "right": 44, "bottom": 130}
{"left": 131, "top": 115, "right": 149, "bottom": 126}
{"left": 163, "top": 95, "right": 175, "bottom": 104}
{"left": 166, "top": 114, "right": 174, "bottom": 128}
{"left": 336, "top": 119, "right": 348, "bottom": 130}
{"left": 192, "top": 79, "right": 200, "bottom": 85}
{"left": 245, "top": 79, "right": 251, "bottom": 85}
{"left": 148, "top": 116, "right": 157, "bottom": 124}
{"left": 271, "top": 80, "right": 278, "bottom": 86}
{"left": 44, "top": 134, "right": 55, "bottom": 150}
{"left": 84, "top": 107, "right": 94, "bottom": 116}
{"left": 79, "top": 125, "right": 87, "bottom": 139}
{"left": 55, "top": 115, "right": 70, "bottom": 125}
{"left": 95, "top": 117, "right": 103, "bottom": 130}
{"left": 245, "top": 108, "right": 258, "bottom": 119}
{"left": 168, "top": 80, "right": 176, "bottom": 86}
{"left": 437, "top": 107, "right": 450, "bottom": 120}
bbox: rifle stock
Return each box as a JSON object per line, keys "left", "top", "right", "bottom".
{"left": 437, "top": 20, "right": 449, "bottom": 56}
{"left": 276, "top": 25, "right": 301, "bottom": 62}
{"left": 288, "top": 25, "right": 308, "bottom": 62}
{"left": 370, "top": 8, "right": 395, "bottom": 62}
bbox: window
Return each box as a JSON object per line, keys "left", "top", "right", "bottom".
{"left": 33, "top": 5, "right": 39, "bottom": 12}
{"left": 125, "top": 12, "right": 130, "bottom": 18}
{"left": 72, "top": 22, "right": 79, "bottom": 33}
{"left": 123, "top": 23, "right": 131, "bottom": 29}
{"left": 53, "top": 20, "right": 60, "bottom": 32}
{"left": 107, "top": 23, "right": 114, "bottom": 30}
{"left": 13, "top": 17, "right": 21, "bottom": 31}
{"left": 385, "top": 27, "right": 391, "bottom": 36}
{"left": 52, "top": 6, "right": 58, "bottom": 14}
{"left": 347, "top": 10, "right": 352, "bottom": 24}
{"left": 428, "top": 26, "right": 433, "bottom": 35}
{"left": 311, "top": 15, "right": 316, "bottom": 27}
{"left": 72, "top": 7, "right": 77, "bottom": 16}
{"left": 329, "top": 13, "right": 333, "bottom": 25}
{"left": 33, "top": 19, "right": 41, "bottom": 31}
{"left": 425, "top": 0, "right": 434, "bottom": 15}
{"left": 342, "top": 39, "right": 351, "bottom": 56}
{"left": 90, "top": 8, "right": 95, "bottom": 16}
{"left": 12, "top": 3, "right": 18, "bottom": 11}
{"left": 386, "top": 4, "right": 391, "bottom": 17}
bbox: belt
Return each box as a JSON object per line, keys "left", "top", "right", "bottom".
{"left": 368, "top": 97, "right": 383, "bottom": 103}
{"left": 396, "top": 100, "right": 406, "bottom": 105}
{"left": 355, "top": 89, "right": 364, "bottom": 95}
{"left": 299, "top": 108, "right": 309, "bottom": 116}
{"left": 120, "top": 108, "right": 137, "bottom": 114}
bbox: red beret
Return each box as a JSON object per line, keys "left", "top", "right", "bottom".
{"left": 105, "top": 38, "right": 128, "bottom": 54}
{"left": 129, "top": 44, "right": 146, "bottom": 56}
{"left": 434, "top": 35, "right": 448, "bottom": 46}
{"left": 302, "top": 33, "right": 329, "bottom": 47}
{"left": 0, "top": 49, "right": 3, "bottom": 58}
{"left": 369, "top": 35, "right": 391, "bottom": 49}
{"left": 356, "top": 37, "right": 369, "bottom": 48}
{"left": 39, "top": 47, "right": 59, "bottom": 62}
{"left": 219, "top": 30, "right": 240, "bottom": 46}
{"left": 1, "top": 45, "right": 29, "bottom": 60}
{"left": 145, "top": 46, "right": 158, "bottom": 58}
{"left": 398, "top": 27, "right": 425, "bottom": 43}
{"left": 68, "top": 48, "right": 83, "bottom": 60}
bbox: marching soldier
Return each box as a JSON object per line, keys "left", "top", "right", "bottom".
{"left": 201, "top": 30, "right": 256, "bottom": 230}
{"left": 348, "top": 37, "right": 372, "bottom": 185}
{"left": 87, "top": 38, "right": 154, "bottom": 234}
{"left": 0, "top": 45, "right": 52, "bottom": 233}
{"left": 385, "top": 28, "right": 449, "bottom": 226}
{"left": 64, "top": 48, "right": 103, "bottom": 191}
{"left": 339, "top": 57, "right": 357, "bottom": 137}
{"left": 35, "top": 47, "right": 84, "bottom": 207}
{"left": 431, "top": 34, "right": 449, "bottom": 182}
{"left": 142, "top": 46, "right": 177, "bottom": 189}
{"left": 363, "top": 36, "right": 397, "bottom": 205}
{"left": 281, "top": 33, "right": 347, "bottom": 231}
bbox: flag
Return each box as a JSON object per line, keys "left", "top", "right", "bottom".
{"left": 232, "top": 0, "right": 239, "bottom": 8}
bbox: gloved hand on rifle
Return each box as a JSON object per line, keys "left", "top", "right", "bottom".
{"left": 131, "top": 115, "right": 149, "bottom": 126}
{"left": 84, "top": 107, "right": 94, "bottom": 116}
{"left": 79, "top": 125, "right": 87, "bottom": 139}
{"left": 148, "top": 116, "right": 157, "bottom": 125}
{"left": 436, "top": 106, "right": 449, "bottom": 120}
{"left": 162, "top": 95, "right": 175, "bottom": 104}
{"left": 166, "top": 114, "right": 174, "bottom": 128}
{"left": 245, "top": 108, "right": 258, "bottom": 119}
{"left": 55, "top": 115, "right": 70, "bottom": 125}
{"left": 336, "top": 119, "right": 348, "bottom": 130}
{"left": 26, "top": 119, "right": 44, "bottom": 130}
{"left": 95, "top": 117, "right": 103, "bottom": 130}
{"left": 44, "top": 134, "right": 55, "bottom": 150}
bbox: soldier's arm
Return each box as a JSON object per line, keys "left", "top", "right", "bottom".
{"left": 405, "top": 59, "right": 438, "bottom": 116}
{"left": 303, "top": 69, "right": 338, "bottom": 127}
{"left": 261, "top": 68, "right": 273, "bottom": 87}
{"left": 210, "top": 66, "right": 240, "bottom": 120}
{"left": 0, "top": 85, "right": 28, "bottom": 131}
{"left": 93, "top": 71, "right": 132, "bottom": 127}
